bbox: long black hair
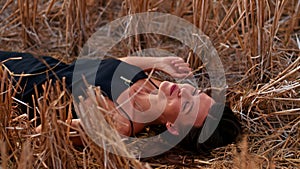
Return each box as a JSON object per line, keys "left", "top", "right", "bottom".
{"left": 180, "top": 103, "right": 242, "bottom": 153}
{"left": 164, "top": 103, "right": 242, "bottom": 153}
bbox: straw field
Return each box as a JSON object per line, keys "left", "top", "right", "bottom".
{"left": 0, "top": 0, "right": 299, "bottom": 168}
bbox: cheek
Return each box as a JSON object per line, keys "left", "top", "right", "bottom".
{"left": 179, "top": 105, "right": 201, "bottom": 126}
{"left": 164, "top": 100, "right": 181, "bottom": 122}
{"left": 191, "top": 110, "right": 205, "bottom": 127}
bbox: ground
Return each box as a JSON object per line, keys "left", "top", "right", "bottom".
{"left": 0, "top": 0, "right": 299, "bottom": 168}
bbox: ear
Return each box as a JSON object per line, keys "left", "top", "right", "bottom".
{"left": 166, "top": 122, "right": 179, "bottom": 136}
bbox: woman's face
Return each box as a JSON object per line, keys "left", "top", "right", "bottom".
{"left": 131, "top": 80, "right": 215, "bottom": 129}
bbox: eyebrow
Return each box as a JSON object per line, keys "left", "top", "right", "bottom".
{"left": 192, "top": 88, "right": 198, "bottom": 95}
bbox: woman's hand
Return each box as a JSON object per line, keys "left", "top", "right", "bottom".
{"left": 156, "top": 57, "right": 192, "bottom": 78}
{"left": 120, "top": 56, "right": 192, "bottom": 78}
{"left": 35, "top": 119, "right": 84, "bottom": 146}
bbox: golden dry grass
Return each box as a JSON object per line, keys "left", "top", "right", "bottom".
{"left": 0, "top": 0, "right": 299, "bottom": 168}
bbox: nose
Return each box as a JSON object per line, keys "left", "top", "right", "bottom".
{"left": 179, "top": 84, "right": 196, "bottom": 98}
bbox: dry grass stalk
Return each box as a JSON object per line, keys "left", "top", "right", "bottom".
{"left": 0, "top": 65, "right": 146, "bottom": 168}
{"left": 0, "top": 0, "right": 299, "bottom": 168}
{"left": 75, "top": 86, "right": 146, "bottom": 168}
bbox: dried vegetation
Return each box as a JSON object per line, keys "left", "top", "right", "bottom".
{"left": 0, "top": 0, "right": 299, "bottom": 168}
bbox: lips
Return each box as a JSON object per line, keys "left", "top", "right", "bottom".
{"left": 170, "top": 84, "right": 177, "bottom": 96}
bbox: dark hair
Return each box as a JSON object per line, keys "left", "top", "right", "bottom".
{"left": 180, "top": 103, "right": 242, "bottom": 153}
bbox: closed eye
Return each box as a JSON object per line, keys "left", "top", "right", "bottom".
{"left": 182, "top": 88, "right": 198, "bottom": 115}
{"left": 182, "top": 101, "right": 194, "bottom": 115}
{"left": 182, "top": 101, "right": 189, "bottom": 112}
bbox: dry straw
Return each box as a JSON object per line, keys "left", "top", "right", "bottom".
{"left": 0, "top": 65, "right": 146, "bottom": 169}
{"left": 0, "top": 0, "right": 299, "bottom": 168}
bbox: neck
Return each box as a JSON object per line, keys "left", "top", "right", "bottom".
{"left": 149, "top": 112, "right": 167, "bottom": 125}
{"left": 107, "top": 99, "right": 150, "bottom": 136}
{"left": 113, "top": 96, "right": 169, "bottom": 136}
{"left": 114, "top": 78, "right": 164, "bottom": 135}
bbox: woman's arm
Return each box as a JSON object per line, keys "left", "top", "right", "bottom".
{"left": 119, "top": 56, "right": 192, "bottom": 78}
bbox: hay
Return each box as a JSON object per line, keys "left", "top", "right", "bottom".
{"left": 0, "top": 0, "right": 299, "bottom": 168}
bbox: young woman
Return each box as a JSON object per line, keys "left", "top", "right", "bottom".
{"left": 0, "top": 50, "right": 241, "bottom": 153}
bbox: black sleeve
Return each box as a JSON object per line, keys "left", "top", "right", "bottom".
{"left": 71, "top": 58, "right": 148, "bottom": 102}
{"left": 0, "top": 50, "right": 72, "bottom": 106}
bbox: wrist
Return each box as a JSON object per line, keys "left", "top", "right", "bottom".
{"left": 152, "top": 57, "right": 164, "bottom": 70}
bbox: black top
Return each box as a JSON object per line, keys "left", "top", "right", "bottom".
{"left": 0, "top": 51, "right": 148, "bottom": 119}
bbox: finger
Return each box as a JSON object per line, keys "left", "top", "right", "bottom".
{"left": 174, "top": 62, "right": 190, "bottom": 68}
{"left": 172, "top": 72, "right": 193, "bottom": 78}
{"left": 71, "top": 119, "right": 82, "bottom": 129}
{"left": 177, "top": 66, "right": 192, "bottom": 73}
{"left": 171, "top": 73, "right": 186, "bottom": 78}
{"left": 35, "top": 125, "right": 42, "bottom": 133}
{"left": 171, "top": 58, "right": 185, "bottom": 64}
